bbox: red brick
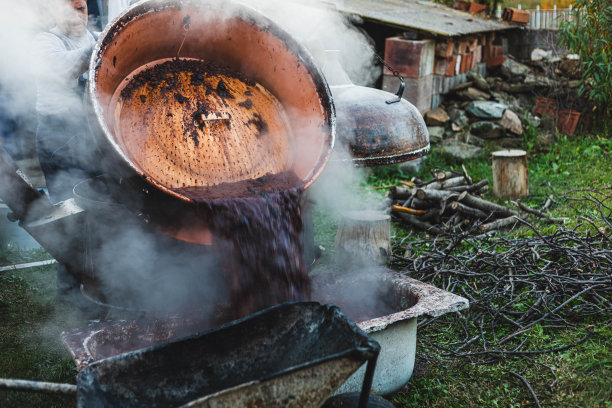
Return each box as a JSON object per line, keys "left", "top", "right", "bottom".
{"left": 384, "top": 37, "right": 435, "bottom": 78}
{"left": 468, "top": 2, "right": 487, "bottom": 14}
{"left": 435, "top": 41, "right": 454, "bottom": 58}
{"left": 433, "top": 55, "right": 459, "bottom": 76}
{"left": 487, "top": 54, "right": 506, "bottom": 67}
{"left": 468, "top": 37, "right": 479, "bottom": 52}
{"left": 460, "top": 53, "right": 473, "bottom": 73}
{"left": 456, "top": 40, "right": 470, "bottom": 54}
{"left": 483, "top": 44, "right": 495, "bottom": 61}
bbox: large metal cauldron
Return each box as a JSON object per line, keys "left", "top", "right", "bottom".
{"left": 87, "top": 0, "right": 335, "bottom": 243}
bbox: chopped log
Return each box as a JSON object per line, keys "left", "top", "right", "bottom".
{"left": 410, "top": 197, "right": 432, "bottom": 210}
{"left": 492, "top": 150, "right": 529, "bottom": 199}
{"left": 395, "top": 213, "right": 443, "bottom": 235}
{"left": 420, "top": 209, "right": 440, "bottom": 222}
{"left": 479, "top": 215, "right": 519, "bottom": 232}
{"left": 459, "top": 192, "right": 518, "bottom": 217}
{"left": 451, "top": 201, "right": 489, "bottom": 219}
{"left": 434, "top": 170, "right": 460, "bottom": 181}
{"left": 390, "top": 186, "right": 413, "bottom": 200}
{"left": 392, "top": 205, "right": 427, "bottom": 216}
{"left": 425, "top": 176, "right": 469, "bottom": 190}
{"left": 446, "top": 179, "right": 489, "bottom": 193}
{"left": 416, "top": 189, "right": 459, "bottom": 201}
{"left": 335, "top": 210, "right": 391, "bottom": 266}
{"left": 439, "top": 193, "right": 459, "bottom": 215}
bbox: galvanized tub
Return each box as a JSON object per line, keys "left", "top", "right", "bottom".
{"left": 76, "top": 302, "right": 379, "bottom": 408}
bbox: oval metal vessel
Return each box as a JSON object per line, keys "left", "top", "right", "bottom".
{"left": 88, "top": 0, "right": 335, "bottom": 202}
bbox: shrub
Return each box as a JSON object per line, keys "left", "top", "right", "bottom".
{"left": 558, "top": 0, "right": 612, "bottom": 116}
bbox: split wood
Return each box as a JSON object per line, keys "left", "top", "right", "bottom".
{"left": 388, "top": 168, "right": 563, "bottom": 235}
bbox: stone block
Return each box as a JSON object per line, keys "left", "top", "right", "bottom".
{"left": 431, "top": 93, "right": 442, "bottom": 110}
{"left": 432, "top": 75, "right": 452, "bottom": 94}
{"left": 382, "top": 74, "right": 432, "bottom": 114}
{"left": 477, "top": 63, "right": 487, "bottom": 77}
{"left": 384, "top": 37, "right": 435, "bottom": 78}
{"left": 474, "top": 45, "right": 482, "bottom": 64}
{"left": 470, "top": 51, "right": 478, "bottom": 70}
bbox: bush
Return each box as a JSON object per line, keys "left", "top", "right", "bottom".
{"left": 558, "top": 0, "right": 612, "bottom": 116}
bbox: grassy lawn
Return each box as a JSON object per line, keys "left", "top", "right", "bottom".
{"left": 360, "top": 132, "right": 611, "bottom": 407}
{"left": 0, "top": 132, "right": 609, "bottom": 407}
{"left": 0, "top": 252, "right": 85, "bottom": 408}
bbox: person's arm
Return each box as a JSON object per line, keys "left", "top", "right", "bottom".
{"left": 34, "top": 32, "right": 92, "bottom": 80}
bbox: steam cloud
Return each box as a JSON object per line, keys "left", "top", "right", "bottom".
{"left": 0, "top": 0, "right": 383, "bottom": 325}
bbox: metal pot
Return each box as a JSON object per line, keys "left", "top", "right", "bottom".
{"left": 322, "top": 50, "right": 429, "bottom": 166}
{"left": 87, "top": 0, "right": 335, "bottom": 241}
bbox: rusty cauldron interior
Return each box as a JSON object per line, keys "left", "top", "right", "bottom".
{"left": 88, "top": 0, "right": 335, "bottom": 210}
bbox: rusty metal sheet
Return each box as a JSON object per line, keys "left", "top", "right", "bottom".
{"left": 336, "top": 0, "right": 511, "bottom": 37}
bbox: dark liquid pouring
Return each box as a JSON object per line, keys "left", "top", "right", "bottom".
{"left": 173, "top": 172, "right": 311, "bottom": 321}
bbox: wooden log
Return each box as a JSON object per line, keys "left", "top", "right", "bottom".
{"left": 492, "top": 150, "right": 529, "bottom": 199}
{"left": 416, "top": 189, "right": 459, "bottom": 201}
{"left": 425, "top": 176, "right": 469, "bottom": 190}
{"left": 335, "top": 210, "right": 391, "bottom": 266}
{"left": 451, "top": 201, "right": 489, "bottom": 219}
{"left": 459, "top": 191, "right": 519, "bottom": 217}
{"left": 392, "top": 205, "right": 426, "bottom": 216}
{"left": 395, "top": 213, "right": 443, "bottom": 235}
{"left": 390, "top": 186, "right": 413, "bottom": 200}
{"left": 410, "top": 197, "right": 432, "bottom": 210}
{"left": 479, "top": 215, "right": 519, "bottom": 232}
{"left": 434, "top": 170, "right": 460, "bottom": 181}
{"left": 446, "top": 179, "right": 489, "bottom": 193}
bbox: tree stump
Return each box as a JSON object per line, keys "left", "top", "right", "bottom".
{"left": 492, "top": 149, "right": 529, "bottom": 199}
{"left": 334, "top": 210, "right": 391, "bottom": 267}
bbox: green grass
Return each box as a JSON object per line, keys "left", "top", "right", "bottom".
{"left": 0, "top": 132, "right": 609, "bottom": 407}
{"left": 359, "top": 131, "right": 612, "bottom": 408}
{"left": 392, "top": 323, "right": 611, "bottom": 408}
{"left": 0, "top": 257, "right": 87, "bottom": 408}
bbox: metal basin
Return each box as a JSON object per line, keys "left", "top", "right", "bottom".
{"left": 312, "top": 268, "right": 468, "bottom": 395}
{"left": 75, "top": 302, "right": 379, "bottom": 408}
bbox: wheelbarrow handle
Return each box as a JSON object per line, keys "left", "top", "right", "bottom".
{"left": 0, "top": 378, "right": 77, "bottom": 395}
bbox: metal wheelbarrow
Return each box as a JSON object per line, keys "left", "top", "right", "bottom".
{"left": 0, "top": 302, "right": 380, "bottom": 408}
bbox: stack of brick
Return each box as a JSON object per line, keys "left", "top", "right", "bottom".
{"left": 381, "top": 33, "right": 507, "bottom": 112}
{"left": 381, "top": 37, "right": 435, "bottom": 113}
{"left": 429, "top": 33, "right": 506, "bottom": 109}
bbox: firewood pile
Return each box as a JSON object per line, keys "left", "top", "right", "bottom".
{"left": 387, "top": 167, "right": 563, "bottom": 234}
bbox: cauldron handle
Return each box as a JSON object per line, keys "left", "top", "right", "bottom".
{"left": 376, "top": 55, "right": 405, "bottom": 104}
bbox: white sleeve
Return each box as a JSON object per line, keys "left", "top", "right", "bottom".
{"left": 34, "top": 32, "right": 92, "bottom": 80}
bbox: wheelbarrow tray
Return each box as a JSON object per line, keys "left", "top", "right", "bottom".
{"left": 77, "top": 302, "right": 379, "bottom": 408}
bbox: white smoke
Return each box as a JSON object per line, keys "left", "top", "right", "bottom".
{"left": 0, "top": 0, "right": 385, "bottom": 331}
